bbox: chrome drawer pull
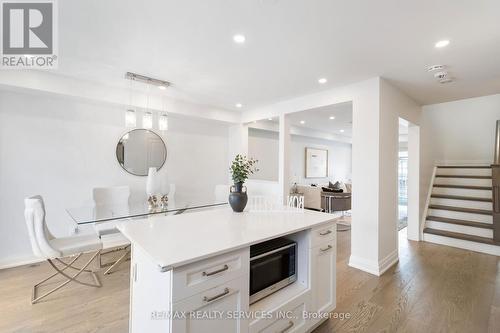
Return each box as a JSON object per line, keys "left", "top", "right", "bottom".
{"left": 280, "top": 321, "right": 294, "bottom": 333}
{"left": 202, "top": 264, "right": 229, "bottom": 276}
{"left": 319, "top": 230, "right": 332, "bottom": 236}
{"left": 203, "top": 288, "right": 230, "bottom": 303}
{"left": 320, "top": 245, "right": 333, "bottom": 252}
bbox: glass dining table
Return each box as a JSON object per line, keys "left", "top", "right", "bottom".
{"left": 66, "top": 198, "right": 228, "bottom": 225}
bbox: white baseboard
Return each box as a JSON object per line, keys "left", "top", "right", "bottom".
{"left": 0, "top": 256, "right": 44, "bottom": 270}
{"left": 423, "top": 233, "right": 500, "bottom": 256}
{"left": 348, "top": 250, "right": 399, "bottom": 276}
{"left": 378, "top": 249, "right": 399, "bottom": 275}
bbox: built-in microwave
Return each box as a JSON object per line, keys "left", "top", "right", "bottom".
{"left": 249, "top": 237, "right": 297, "bottom": 304}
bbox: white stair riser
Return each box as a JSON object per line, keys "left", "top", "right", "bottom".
{"left": 436, "top": 168, "right": 491, "bottom": 176}
{"left": 423, "top": 234, "right": 500, "bottom": 256}
{"left": 432, "top": 187, "right": 492, "bottom": 198}
{"left": 430, "top": 198, "right": 492, "bottom": 210}
{"left": 428, "top": 208, "right": 492, "bottom": 224}
{"left": 425, "top": 221, "right": 493, "bottom": 238}
{"left": 434, "top": 178, "right": 492, "bottom": 187}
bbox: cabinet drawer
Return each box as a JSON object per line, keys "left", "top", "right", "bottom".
{"left": 310, "top": 222, "right": 336, "bottom": 247}
{"left": 172, "top": 248, "right": 249, "bottom": 302}
{"left": 249, "top": 291, "right": 309, "bottom": 333}
{"left": 172, "top": 276, "right": 248, "bottom": 333}
{"left": 252, "top": 300, "right": 307, "bottom": 333}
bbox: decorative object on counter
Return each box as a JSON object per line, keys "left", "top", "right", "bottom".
{"left": 146, "top": 167, "right": 162, "bottom": 209}
{"left": 147, "top": 194, "right": 159, "bottom": 210}
{"left": 229, "top": 154, "right": 258, "bottom": 212}
{"left": 160, "top": 194, "right": 169, "bottom": 207}
{"left": 146, "top": 167, "right": 160, "bottom": 196}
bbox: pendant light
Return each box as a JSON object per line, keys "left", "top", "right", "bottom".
{"left": 143, "top": 82, "right": 153, "bottom": 129}
{"left": 159, "top": 96, "right": 168, "bottom": 131}
{"left": 125, "top": 79, "right": 136, "bottom": 127}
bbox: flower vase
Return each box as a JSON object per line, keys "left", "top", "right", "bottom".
{"left": 229, "top": 182, "right": 248, "bottom": 213}
{"left": 146, "top": 167, "right": 160, "bottom": 198}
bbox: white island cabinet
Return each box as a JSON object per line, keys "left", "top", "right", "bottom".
{"left": 118, "top": 207, "right": 339, "bottom": 333}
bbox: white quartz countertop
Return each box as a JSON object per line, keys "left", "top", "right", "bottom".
{"left": 117, "top": 207, "right": 340, "bottom": 271}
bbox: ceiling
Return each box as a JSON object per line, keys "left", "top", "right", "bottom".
{"left": 284, "top": 102, "right": 353, "bottom": 138}
{"left": 57, "top": 0, "right": 500, "bottom": 111}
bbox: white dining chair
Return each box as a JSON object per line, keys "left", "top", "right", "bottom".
{"left": 92, "top": 186, "right": 131, "bottom": 275}
{"left": 24, "top": 195, "right": 102, "bottom": 304}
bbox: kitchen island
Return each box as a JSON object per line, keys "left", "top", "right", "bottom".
{"left": 118, "top": 207, "right": 340, "bottom": 333}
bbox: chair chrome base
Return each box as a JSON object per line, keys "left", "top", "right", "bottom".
{"left": 98, "top": 245, "right": 131, "bottom": 275}
{"left": 31, "top": 251, "right": 102, "bottom": 304}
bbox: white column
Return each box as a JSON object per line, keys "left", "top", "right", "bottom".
{"left": 279, "top": 114, "right": 291, "bottom": 201}
{"left": 407, "top": 124, "right": 420, "bottom": 241}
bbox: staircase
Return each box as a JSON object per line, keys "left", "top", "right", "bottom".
{"left": 423, "top": 165, "right": 500, "bottom": 256}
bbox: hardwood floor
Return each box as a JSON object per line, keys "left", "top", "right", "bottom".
{"left": 1, "top": 222, "right": 499, "bottom": 332}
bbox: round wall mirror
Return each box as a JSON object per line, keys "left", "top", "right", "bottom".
{"left": 116, "top": 129, "right": 167, "bottom": 176}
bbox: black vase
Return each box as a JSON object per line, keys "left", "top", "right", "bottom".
{"left": 229, "top": 182, "right": 248, "bottom": 213}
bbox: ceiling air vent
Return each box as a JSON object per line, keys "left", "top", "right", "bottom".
{"left": 427, "top": 65, "right": 445, "bottom": 72}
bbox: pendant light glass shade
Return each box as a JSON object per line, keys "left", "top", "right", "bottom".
{"left": 125, "top": 109, "right": 136, "bottom": 127}
{"left": 143, "top": 112, "right": 153, "bottom": 129}
{"left": 159, "top": 114, "right": 168, "bottom": 131}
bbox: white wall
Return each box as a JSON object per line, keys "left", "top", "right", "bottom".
{"left": 290, "top": 135, "right": 352, "bottom": 185}
{"left": 248, "top": 128, "right": 279, "bottom": 181}
{"left": 421, "top": 93, "right": 500, "bottom": 164}
{"left": 247, "top": 129, "right": 352, "bottom": 184}
{"left": 0, "top": 90, "right": 230, "bottom": 267}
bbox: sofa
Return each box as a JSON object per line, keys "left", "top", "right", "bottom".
{"left": 296, "top": 182, "right": 351, "bottom": 212}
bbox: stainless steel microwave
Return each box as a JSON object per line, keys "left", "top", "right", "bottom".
{"left": 249, "top": 237, "right": 297, "bottom": 304}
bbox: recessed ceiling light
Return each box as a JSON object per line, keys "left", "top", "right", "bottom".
{"left": 300, "top": 120, "right": 305, "bottom": 124}
{"left": 268, "top": 118, "right": 273, "bottom": 121}
{"left": 235, "top": 103, "right": 243, "bottom": 108}
{"left": 318, "top": 78, "right": 327, "bottom": 84}
{"left": 340, "top": 129, "right": 345, "bottom": 133}
{"left": 158, "top": 86, "right": 167, "bottom": 90}
{"left": 435, "top": 40, "right": 450, "bottom": 48}
{"left": 233, "top": 34, "right": 246, "bottom": 44}
{"left": 329, "top": 116, "right": 335, "bottom": 120}
{"left": 253, "top": 120, "right": 257, "bottom": 123}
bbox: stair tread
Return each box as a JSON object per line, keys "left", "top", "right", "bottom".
{"left": 430, "top": 194, "right": 492, "bottom": 202}
{"left": 437, "top": 165, "right": 491, "bottom": 169}
{"left": 426, "top": 216, "right": 494, "bottom": 229}
{"left": 435, "top": 175, "right": 492, "bottom": 179}
{"left": 428, "top": 204, "right": 492, "bottom": 215}
{"left": 423, "top": 228, "right": 496, "bottom": 245}
{"left": 433, "top": 184, "right": 492, "bottom": 190}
